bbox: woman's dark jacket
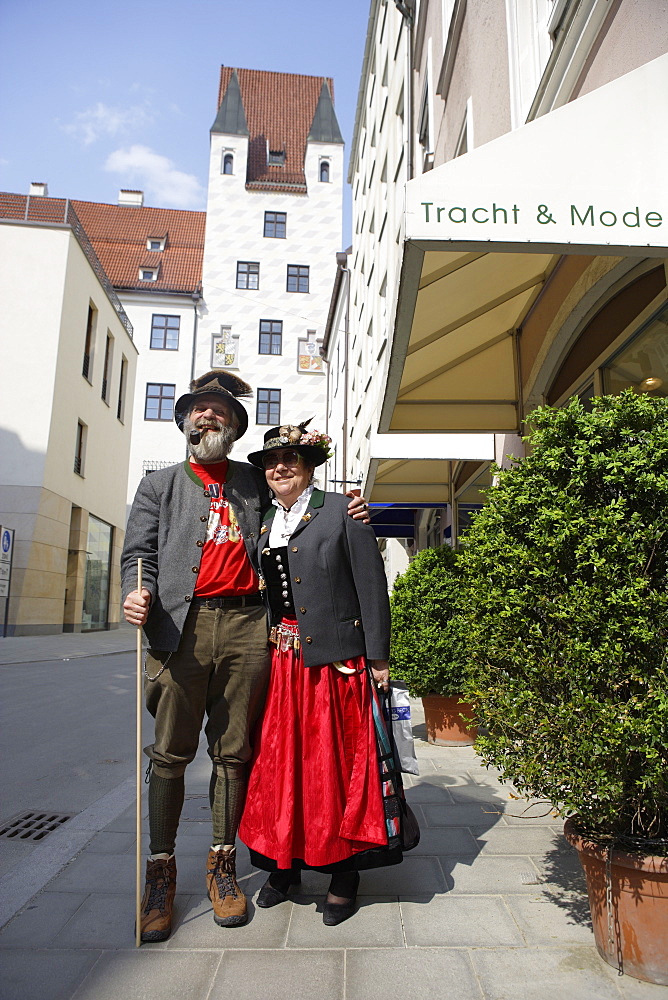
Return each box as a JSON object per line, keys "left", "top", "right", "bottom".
{"left": 257, "top": 489, "right": 390, "bottom": 668}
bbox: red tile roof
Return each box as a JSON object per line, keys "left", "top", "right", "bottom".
{"left": 217, "top": 67, "right": 335, "bottom": 193}
{"left": 0, "top": 191, "right": 69, "bottom": 223}
{"left": 72, "top": 200, "right": 205, "bottom": 294}
{"left": 0, "top": 192, "right": 204, "bottom": 295}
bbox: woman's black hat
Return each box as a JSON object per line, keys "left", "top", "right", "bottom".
{"left": 247, "top": 420, "right": 331, "bottom": 468}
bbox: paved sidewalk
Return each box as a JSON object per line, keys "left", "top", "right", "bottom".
{"left": 0, "top": 625, "right": 137, "bottom": 665}
{"left": 0, "top": 638, "right": 665, "bottom": 999}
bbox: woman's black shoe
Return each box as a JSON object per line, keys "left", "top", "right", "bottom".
{"left": 256, "top": 870, "right": 301, "bottom": 908}
{"left": 322, "top": 871, "right": 360, "bottom": 925}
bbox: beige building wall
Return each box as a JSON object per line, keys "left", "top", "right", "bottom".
{"left": 572, "top": 0, "right": 668, "bottom": 99}
{"left": 431, "top": 0, "right": 512, "bottom": 164}
{"left": 0, "top": 225, "right": 68, "bottom": 634}
{"left": 0, "top": 221, "right": 137, "bottom": 635}
{"left": 44, "top": 232, "right": 137, "bottom": 526}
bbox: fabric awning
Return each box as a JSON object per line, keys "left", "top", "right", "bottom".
{"left": 366, "top": 433, "right": 493, "bottom": 503}
{"left": 379, "top": 54, "right": 668, "bottom": 436}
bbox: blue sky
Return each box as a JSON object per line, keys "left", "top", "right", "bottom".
{"left": 0, "top": 0, "right": 370, "bottom": 241}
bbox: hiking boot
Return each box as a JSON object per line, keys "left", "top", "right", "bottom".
{"left": 140, "top": 855, "right": 177, "bottom": 942}
{"left": 206, "top": 847, "right": 247, "bottom": 927}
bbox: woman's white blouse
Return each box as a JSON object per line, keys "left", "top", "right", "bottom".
{"left": 268, "top": 484, "right": 315, "bottom": 548}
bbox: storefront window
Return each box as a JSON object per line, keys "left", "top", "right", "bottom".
{"left": 456, "top": 465, "right": 493, "bottom": 540}
{"left": 425, "top": 509, "right": 445, "bottom": 549}
{"left": 603, "top": 304, "right": 668, "bottom": 399}
{"left": 82, "top": 515, "right": 112, "bottom": 631}
{"left": 576, "top": 382, "right": 595, "bottom": 411}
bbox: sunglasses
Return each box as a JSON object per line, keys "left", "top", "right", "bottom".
{"left": 262, "top": 450, "right": 302, "bottom": 468}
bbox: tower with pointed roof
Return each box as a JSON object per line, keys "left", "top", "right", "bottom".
{"left": 199, "top": 67, "right": 344, "bottom": 457}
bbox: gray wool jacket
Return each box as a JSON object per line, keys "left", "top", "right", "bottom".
{"left": 121, "top": 459, "right": 270, "bottom": 651}
{"left": 258, "top": 489, "right": 391, "bottom": 668}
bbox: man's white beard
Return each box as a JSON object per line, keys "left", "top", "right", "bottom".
{"left": 184, "top": 416, "right": 236, "bottom": 463}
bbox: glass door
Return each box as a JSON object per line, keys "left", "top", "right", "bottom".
{"left": 82, "top": 515, "right": 112, "bottom": 631}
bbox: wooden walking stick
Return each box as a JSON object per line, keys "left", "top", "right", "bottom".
{"left": 135, "top": 557, "right": 143, "bottom": 948}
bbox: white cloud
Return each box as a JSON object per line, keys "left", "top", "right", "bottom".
{"left": 104, "top": 145, "right": 204, "bottom": 209}
{"left": 63, "top": 102, "right": 153, "bottom": 146}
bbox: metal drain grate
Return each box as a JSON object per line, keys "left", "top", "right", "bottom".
{"left": 0, "top": 811, "right": 72, "bottom": 842}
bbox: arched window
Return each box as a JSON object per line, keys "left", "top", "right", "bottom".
{"left": 319, "top": 160, "right": 330, "bottom": 183}
{"left": 223, "top": 153, "right": 233, "bottom": 175}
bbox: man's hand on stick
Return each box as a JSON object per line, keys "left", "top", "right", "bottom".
{"left": 124, "top": 588, "right": 151, "bottom": 627}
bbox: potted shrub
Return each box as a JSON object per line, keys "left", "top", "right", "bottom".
{"left": 390, "top": 544, "right": 476, "bottom": 745}
{"left": 460, "top": 390, "right": 668, "bottom": 984}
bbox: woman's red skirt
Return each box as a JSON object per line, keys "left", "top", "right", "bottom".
{"left": 239, "top": 618, "right": 388, "bottom": 870}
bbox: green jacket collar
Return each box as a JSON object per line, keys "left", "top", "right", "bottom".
{"left": 262, "top": 488, "right": 325, "bottom": 522}
{"left": 184, "top": 458, "right": 238, "bottom": 487}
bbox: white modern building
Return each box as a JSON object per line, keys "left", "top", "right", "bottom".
{"left": 0, "top": 192, "right": 138, "bottom": 634}
{"left": 198, "top": 67, "right": 345, "bottom": 458}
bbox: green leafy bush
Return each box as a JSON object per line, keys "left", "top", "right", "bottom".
{"left": 390, "top": 544, "right": 468, "bottom": 697}
{"left": 461, "top": 390, "right": 668, "bottom": 847}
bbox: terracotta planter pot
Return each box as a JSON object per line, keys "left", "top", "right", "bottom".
{"left": 422, "top": 694, "right": 477, "bottom": 746}
{"left": 564, "top": 818, "right": 668, "bottom": 985}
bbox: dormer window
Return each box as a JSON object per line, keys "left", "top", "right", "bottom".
{"left": 146, "top": 236, "right": 166, "bottom": 252}
{"left": 268, "top": 149, "right": 285, "bottom": 166}
{"left": 140, "top": 267, "right": 159, "bottom": 282}
{"left": 319, "top": 159, "right": 330, "bottom": 183}
{"left": 222, "top": 152, "right": 234, "bottom": 174}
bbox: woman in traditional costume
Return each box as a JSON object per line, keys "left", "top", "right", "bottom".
{"left": 239, "top": 421, "right": 402, "bottom": 925}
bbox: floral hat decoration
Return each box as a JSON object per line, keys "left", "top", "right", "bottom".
{"left": 247, "top": 418, "right": 333, "bottom": 468}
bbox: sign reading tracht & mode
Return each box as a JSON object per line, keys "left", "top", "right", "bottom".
{"left": 406, "top": 190, "right": 667, "bottom": 254}
{"left": 418, "top": 202, "right": 663, "bottom": 231}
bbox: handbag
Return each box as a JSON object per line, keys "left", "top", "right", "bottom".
{"left": 386, "top": 681, "right": 419, "bottom": 775}
{"left": 369, "top": 672, "right": 421, "bottom": 852}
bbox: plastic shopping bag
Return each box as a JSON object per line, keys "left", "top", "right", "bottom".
{"left": 387, "top": 681, "right": 419, "bottom": 775}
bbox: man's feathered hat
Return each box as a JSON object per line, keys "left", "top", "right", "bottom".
{"left": 174, "top": 370, "right": 252, "bottom": 440}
